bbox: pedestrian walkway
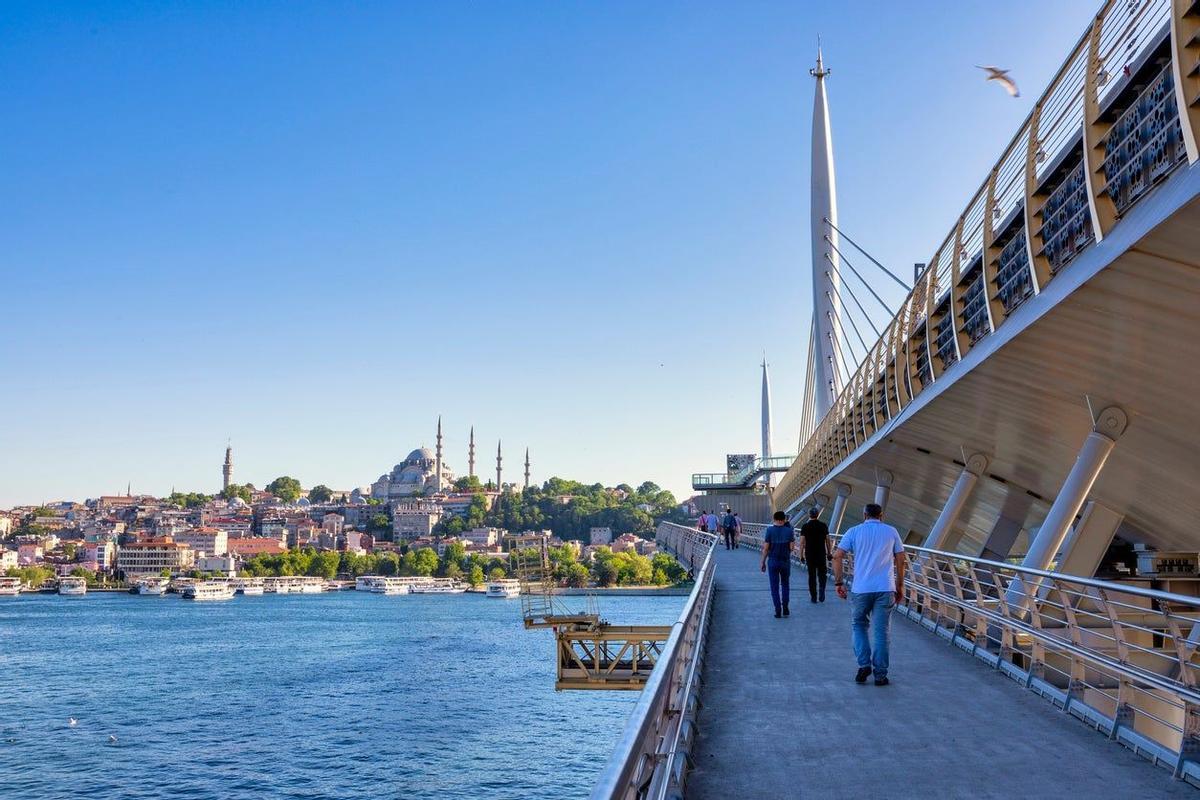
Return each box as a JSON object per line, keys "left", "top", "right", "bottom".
{"left": 686, "top": 547, "right": 1195, "bottom": 800}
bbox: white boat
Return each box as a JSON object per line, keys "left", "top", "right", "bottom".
{"left": 295, "top": 577, "right": 326, "bottom": 594}
{"left": 182, "top": 580, "right": 235, "bottom": 601}
{"left": 0, "top": 577, "right": 22, "bottom": 596}
{"left": 131, "top": 578, "right": 168, "bottom": 596}
{"left": 231, "top": 578, "right": 264, "bottom": 596}
{"left": 485, "top": 579, "right": 522, "bottom": 598}
{"left": 58, "top": 577, "right": 88, "bottom": 596}
{"left": 411, "top": 579, "right": 467, "bottom": 595}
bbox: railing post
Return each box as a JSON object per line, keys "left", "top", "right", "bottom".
{"left": 1171, "top": 0, "right": 1200, "bottom": 164}
{"left": 1083, "top": 1, "right": 1118, "bottom": 239}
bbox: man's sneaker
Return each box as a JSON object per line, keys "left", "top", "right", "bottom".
{"left": 855, "top": 667, "right": 871, "bottom": 684}
{"left": 874, "top": 677, "right": 890, "bottom": 687}
{"left": 774, "top": 610, "right": 782, "bottom": 618}
{"left": 782, "top": 605, "right": 789, "bottom": 617}
{"left": 819, "top": 593, "right": 826, "bottom": 603}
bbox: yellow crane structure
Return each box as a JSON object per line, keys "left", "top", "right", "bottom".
{"left": 506, "top": 532, "right": 671, "bottom": 690}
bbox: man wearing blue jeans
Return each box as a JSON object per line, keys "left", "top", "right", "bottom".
{"left": 832, "top": 503, "right": 906, "bottom": 686}
{"left": 759, "top": 511, "right": 795, "bottom": 618}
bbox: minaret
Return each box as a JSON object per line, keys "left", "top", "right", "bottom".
{"left": 435, "top": 416, "right": 444, "bottom": 492}
{"left": 524, "top": 448, "right": 531, "bottom": 491}
{"left": 468, "top": 426, "right": 476, "bottom": 478}
{"left": 223, "top": 444, "right": 233, "bottom": 491}
{"left": 810, "top": 45, "right": 844, "bottom": 419}
{"left": 761, "top": 359, "right": 774, "bottom": 488}
{"left": 496, "top": 440, "right": 503, "bottom": 492}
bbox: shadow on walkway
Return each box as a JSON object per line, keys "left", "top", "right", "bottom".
{"left": 686, "top": 547, "right": 1194, "bottom": 800}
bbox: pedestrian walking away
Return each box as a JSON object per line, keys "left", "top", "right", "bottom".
{"left": 721, "top": 509, "right": 738, "bottom": 550}
{"left": 732, "top": 512, "right": 742, "bottom": 549}
{"left": 799, "top": 506, "right": 833, "bottom": 603}
{"left": 759, "top": 511, "right": 795, "bottom": 618}
{"left": 832, "top": 503, "right": 906, "bottom": 686}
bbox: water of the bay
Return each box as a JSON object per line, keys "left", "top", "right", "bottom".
{"left": 0, "top": 590, "right": 684, "bottom": 799}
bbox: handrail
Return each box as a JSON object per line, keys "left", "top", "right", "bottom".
{"left": 775, "top": 0, "right": 1191, "bottom": 511}
{"left": 591, "top": 522, "right": 719, "bottom": 800}
{"left": 735, "top": 524, "right": 1200, "bottom": 770}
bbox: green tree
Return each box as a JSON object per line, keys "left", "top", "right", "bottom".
{"left": 220, "top": 483, "right": 253, "bottom": 503}
{"left": 266, "top": 476, "right": 303, "bottom": 503}
{"left": 368, "top": 513, "right": 391, "bottom": 533}
{"left": 564, "top": 563, "right": 590, "bottom": 588}
{"left": 469, "top": 564, "right": 485, "bottom": 587}
{"left": 453, "top": 475, "right": 484, "bottom": 492}
{"left": 377, "top": 552, "right": 400, "bottom": 576}
{"left": 307, "top": 551, "right": 340, "bottom": 579}
{"left": 592, "top": 559, "right": 618, "bottom": 587}
{"left": 444, "top": 562, "right": 463, "bottom": 581}
{"left": 168, "top": 491, "right": 211, "bottom": 509}
{"left": 308, "top": 485, "right": 334, "bottom": 503}
{"left": 440, "top": 541, "right": 466, "bottom": 573}
{"left": 61, "top": 543, "right": 78, "bottom": 560}
{"left": 488, "top": 566, "right": 506, "bottom": 581}
{"left": 412, "top": 547, "right": 439, "bottom": 576}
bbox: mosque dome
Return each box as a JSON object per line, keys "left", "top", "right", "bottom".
{"left": 405, "top": 448, "right": 435, "bottom": 464}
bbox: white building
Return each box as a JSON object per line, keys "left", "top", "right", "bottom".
{"left": 172, "top": 527, "right": 229, "bottom": 558}
{"left": 393, "top": 501, "right": 442, "bottom": 540}
{"left": 590, "top": 527, "right": 613, "bottom": 546}
{"left": 117, "top": 538, "right": 195, "bottom": 577}
{"left": 0, "top": 550, "right": 17, "bottom": 570}
{"left": 197, "top": 555, "right": 237, "bottom": 578}
{"left": 462, "top": 527, "right": 503, "bottom": 548}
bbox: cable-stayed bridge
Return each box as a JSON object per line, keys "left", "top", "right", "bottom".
{"left": 587, "top": 0, "right": 1200, "bottom": 797}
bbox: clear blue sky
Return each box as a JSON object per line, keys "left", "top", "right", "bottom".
{"left": 0, "top": 0, "right": 1096, "bottom": 507}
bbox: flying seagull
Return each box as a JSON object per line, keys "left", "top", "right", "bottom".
{"left": 976, "top": 65, "right": 1019, "bottom": 97}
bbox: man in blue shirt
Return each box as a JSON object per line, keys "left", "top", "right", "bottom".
{"left": 759, "top": 511, "right": 795, "bottom": 618}
{"left": 832, "top": 503, "right": 906, "bottom": 686}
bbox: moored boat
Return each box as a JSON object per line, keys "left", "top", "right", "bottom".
{"left": 130, "top": 578, "right": 169, "bottom": 596}
{"left": 0, "top": 577, "right": 22, "bottom": 596}
{"left": 485, "top": 579, "right": 521, "bottom": 598}
{"left": 231, "top": 578, "right": 264, "bottom": 596}
{"left": 182, "top": 580, "right": 235, "bottom": 601}
{"left": 58, "top": 577, "right": 88, "bottom": 596}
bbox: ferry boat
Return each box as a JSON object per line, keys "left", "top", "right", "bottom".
{"left": 411, "top": 579, "right": 467, "bottom": 595}
{"left": 485, "top": 579, "right": 522, "bottom": 599}
{"left": 0, "top": 577, "right": 22, "bottom": 596}
{"left": 182, "top": 580, "right": 235, "bottom": 601}
{"left": 264, "top": 576, "right": 327, "bottom": 594}
{"left": 58, "top": 577, "right": 88, "bottom": 596}
{"left": 357, "top": 576, "right": 412, "bottom": 595}
{"left": 130, "top": 578, "right": 168, "bottom": 596}
{"left": 231, "top": 578, "right": 264, "bottom": 596}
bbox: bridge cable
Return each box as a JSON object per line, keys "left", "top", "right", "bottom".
{"left": 823, "top": 239, "right": 895, "bottom": 316}
{"left": 827, "top": 310, "right": 866, "bottom": 374}
{"left": 827, "top": 330, "right": 854, "bottom": 391}
{"left": 823, "top": 218, "right": 911, "bottom": 291}
{"left": 826, "top": 290, "right": 870, "bottom": 357}
{"left": 824, "top": 258, "right": 884, "bottom": 338}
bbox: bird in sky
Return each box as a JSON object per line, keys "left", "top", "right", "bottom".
{"left": 976, "top": 65, "right": 1020, "bottom": 97}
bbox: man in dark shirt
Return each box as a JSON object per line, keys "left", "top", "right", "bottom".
{"left": 759, "top": 511, "right": 795, "bottom": 618}
{"left": 799, "top": 507, "right": 833, "bottom": 603}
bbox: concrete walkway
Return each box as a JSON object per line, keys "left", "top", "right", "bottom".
{"left": 686, "top": 546, "right": 1195, "bottom": 800}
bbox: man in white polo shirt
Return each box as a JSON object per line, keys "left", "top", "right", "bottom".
{"left": 832, "top": 503, "right": 906, "bottom": 686}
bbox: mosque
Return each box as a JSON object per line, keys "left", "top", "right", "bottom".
{"left": 365, "top": 418, "right": 531, "bottom": 501}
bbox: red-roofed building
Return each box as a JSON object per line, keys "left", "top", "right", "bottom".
{"left": 228, "top": 537, "right": 287, "bottom": 557}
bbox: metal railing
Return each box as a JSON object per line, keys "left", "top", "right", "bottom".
{"left": 735, "top": 524, "right": 1200, "bottom": 779}
{"left": 691, "top": 455, "right": 796, "bottom": 490}
{"left": 775, "top": 0, "right": 1196, "bottom": 511}
{"left": 591, "top": 523, "right": 719, "bottom": 800}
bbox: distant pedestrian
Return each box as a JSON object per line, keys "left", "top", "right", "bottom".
{"left": 721, "top": 509, "right": 738, "bottom": 550}
{"left": 832, "top": 503, "right": 906, "bottom": 686}
{"left": 799, "top": 507, "right": 832, "bottom": 603}
{"left": 698, "top": 511, "right": 708, "bottom": 533}
{"left": 759, "top": 511, "right": 795, "bottom": 618}
{"left": 733, "top": 512, "right": 742, "bottom": 549}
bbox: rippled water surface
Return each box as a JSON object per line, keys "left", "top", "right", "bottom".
{"left": 0, "top": 590, "right": 684, "bottom": 799}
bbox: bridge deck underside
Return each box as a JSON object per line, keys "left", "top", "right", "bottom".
{"left": 786, "top": 188, "right": 1200, "bottom": 554}
{"left": 687, "top": 549, "right": 1193, "bottom": 799}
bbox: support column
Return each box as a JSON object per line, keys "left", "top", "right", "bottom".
{"left": 1055, "top": 501, "right": 1124, "bottom": 578}
{"left": 1007, "top": 407, "right": 1127, "bottom": 608}
{"left": 873, "top": 470, "right": 894, "bottom": 515}
{"left": 828, "top": 484, "right": 851, "bottom": 536}
{"left": 922, "top": 454, "right": 988, "bottom": 551}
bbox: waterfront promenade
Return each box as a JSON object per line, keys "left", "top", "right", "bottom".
{"left": 686, "top": 548, "right": 1194, "bottom": 800}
